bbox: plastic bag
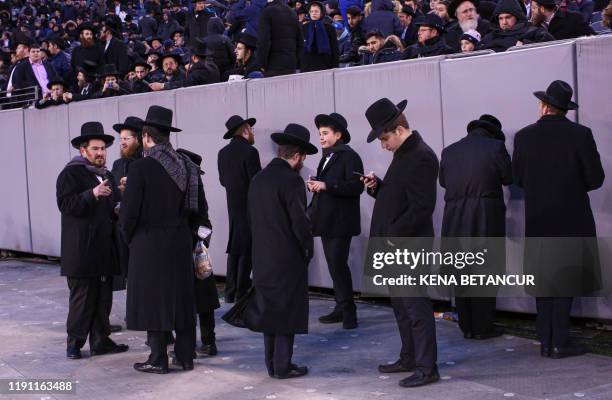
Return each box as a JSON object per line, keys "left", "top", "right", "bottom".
{"left": 195, "top": 240, "right": 213, "bottom": 280}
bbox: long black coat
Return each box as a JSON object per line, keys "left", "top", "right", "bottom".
{"left": 547, "top": 10, "right": 595, "bottom": 40}
{"left": 402, "top": 36, "right": 454, "bottom": 60}
{"left": 369, "top": 131, "right": 439, "bottom": 237}
{"left": 165, "top": 59, "right": 220, "bottom": 89}
{"left": 300, "top": 21, "right": 339, "bottom": 72}
{"left": 256, "top": 0, "right": 304, "bottom": 73}
{"left": 185, "top": 10, "right": 215, "bottom": 48}
{"left": 102, "top": 37, "right": 130, "bottom": 77}
{"left": 119, "top": 156, "right": 201, "bottom": 331}
{"left": 440, "top": 129, "right": 512, "bottom": 237}
{"left": 307, "top": 144, "right": 364, "bottom": 238}
{"left": 243, "top": 158, "right": 313, "bottom": 334}
{"left": 217, "top": 136, "right": 262, "bottom": 255}
{"left": 71, "top": 43, "right": 104, "bottom": 71}
{"left": 512, "top": 115, "right": 604, "bottom": 237}
{"left": 56, "top": 164, "right": 119, "bottom": 278}
{"left": 479, "top": 23, "right": 554, "bottom": 53}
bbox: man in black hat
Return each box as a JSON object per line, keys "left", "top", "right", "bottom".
{"left": 185, "top": 0, "right": 215, "bottom": 48}
{"left": 361, "top": 98, "right": 439, "bottom": 387}
{"left": 156, "top": 38, "right": 220, "bottom": 89}
{"left": 56, "top": 121, "right": 129, "bottom": 360}
{"left": 402, "top": 14, "right": 454, "bottom": 59}
{"left": 149, "top": 52, "right": 185, "bottom": 90}
{"left": 129, "top": 59, "right": 153, "bottom": 93}
{"left": 63, "top": 60, "right": 99, "bottom": 103}
{"left": 35, "top": 77, "right": 68, "bottom": 109}
{"left": 229, "top": 123, "right": 316, "bottom": 379}
{"left": 306, "top": 112, "right": 363, "bottom": 329}
{"left": 399, "top": 5, "right": 418, "bottom": 47}
{"left": 120, "top": 105, "right": 203, "bottom": 373}
{"left": 71, "top": 22, "right": 104, "bottom": 72}
{"left": 257, "top": 0, "right": 304, "bottom": 77}
{"left": 444, "top": 0, "right": 491, "bottom": 52}
{"left": 101, "top": 19, "right": 129, "bottom": 78}
{"left": 439, "top": 114, "right": 512, "bottom": 340}
{"left": 217, "top": 115, "right": 261, "bottom": 303}
{"left": 223, "top": 33, "right": 261, "bottom": 81}
{"left": 92, "top": 64, "right": 131, "bottom": 98}
{"left": 512, "top": 80, "right": 604, "bottom": 359}
{"left": 530, "top": 0, "right": 594, "bottom": 40}
{"left": 479, "top": 0, "right": 553, "bottom": 52}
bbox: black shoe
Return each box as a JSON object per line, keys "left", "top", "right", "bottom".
{"left": 550, "top": 344, "right": 586, "bottom": 359}
{"left": 133, "top": 361, "right": 169, "bottom": 374}
{"left": 110, "top": 324, "right": 122, "bottom": 333}
{"left": 473, "top": 327, "right": 504, "bottom": 340}
{"left": 274, "top": 364, "right": 308, "bottom": 379}
{"left": 319, "top": 310, "right": 343, "bottom": 324}
{"left": 398, "top": 368, "right": 440, "bottom": 388}
{"left": 170, "top": 357, "right": 194, "bottom": 371}
{"left": 343, "top": 318, "right": 358, "bottom": 330}
{"left": 378, "top": 359, "right": 414, "bottom": 374}
{"left": 169, "top": 350, "right": 197, "bottom": 361}
{"left": 541, "top": 346, "right": 551, "bottom": 357}
{"left": 66, "top": 347, "right": 82, "bottom": 359}
{"left": 91, "top": 343, "right": 129, "bottom": 356}
{"left": 196, "top": 343, "right": 218, "bottom": 357}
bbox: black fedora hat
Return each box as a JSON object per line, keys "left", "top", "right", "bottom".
{"left": 46, "top": 77, "right": 67, "bottom": 90}
{"left": 192, "top": 38, "right": 210, "bottom": 58}
{"left": 271, "top": 124, "right": 318, "bottom": 155}
{"left": 158, "top": 51, "right": 183, "bottom": 67}
{"left": 365, "top": 98, "right": 408, "bottom": 143}
{"left": 531, "top": 0, "right": 556, "bottom": 5}
{"left": 142, "top": 105, "right": 182, "bottom": 132}
{"left": 176, "top": 148, "right": 205, "bottom": 174}
{"left": 236, "top": 32, "right": 257, "bottom": 50}
{"left": 113, "top": 116, "right": 144, "bottom": 133}
{"left": 96, "top": 63, "right": 121, "bottom": 78}
{"left": 76, "top": 21, "right": 98, "bottom": 35}
{"left": 467, "top": 114, "right": 505, "bottom": 140}
{"left": 223, "top": 115, "right": 256, "bottom": 139}
{"left": 448, "top": 0, "right": 480, "bottom": 18}
{"left": 533, "top": 80, "right": 578, "bottom": 110}
{"left": 71, "top": 121, "right": 115, "bottom": 149}
{"left": 314, "top": 112, "right": 351, "bottom": 144}
{"left": 414, "top": 13, "right": 447, "bottom": 33}
{"left": 134, "top": 57, "right": 151, "bottom": 69}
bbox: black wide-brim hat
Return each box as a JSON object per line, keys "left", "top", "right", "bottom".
{"left": 113, "top": 116, "right": 144, "bottom": 133}
{"left": 176, "top": 148, "right": 205, "bottom": 174}
{"left": 134, "top": 58, "right": 152, "bottom": 69}
{"left": 224, "top": 115, "right": 256, "bottom": 139}
{"left": 533, "top": 80, "right": 578, "bottom": 111}
{"left": 76, "top": 21, "right": 98, "bottom": 36}
{"left": 192, "top": 38, "right": 211, "bottom": 58}
{"left": 365, "top": 98, "right": 408, "bottom": 143}
{"left": 236, "top": 32, "right": 257, "bottom": 50}
{"left": 158, "top": 52, "right": 183, "bottom": 67}
{"left": 96, "top": 64, "right": 121, "bottom": 78}
{"left": 271, "top": 123, "right": 318, "bottom": 155}
{"left": 71, "top": 121, "right": 115, "bottom": 149}
{"left": 46, "top": 77, "right": 67, "bottom": 90}
{"left": 448, "top": 0, "right": 480, "bottom": 18}
{"left": 142, "top": 105, "right": 182, "bottom": 132}
{"left": 414, "top": 14, "right": 447, "bottom": 33}
{"left": 467, "top": 114, "right": 505, "bottom": 140}
{"left": 314, "top": 112, "right": 351, "bottom": 144}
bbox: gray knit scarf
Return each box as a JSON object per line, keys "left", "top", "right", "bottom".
{"left": 144, "top": 142, "right": 199, "bottom": 212}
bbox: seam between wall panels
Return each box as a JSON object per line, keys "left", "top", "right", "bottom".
{"left": 438, "top": 59, "right": 446, "bottom": 149}
{"left": 21, "top": 109, "right": 34, "bottom": 253}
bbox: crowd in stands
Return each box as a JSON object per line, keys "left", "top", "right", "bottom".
{"left": 0, "top": 0, "right": 610, "bottom": 108}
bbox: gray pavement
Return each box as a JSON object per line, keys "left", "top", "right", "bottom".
{"left": 1, "top": 260, "right": 612, "bottom": 400}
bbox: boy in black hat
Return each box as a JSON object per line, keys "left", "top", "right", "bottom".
{"left": 35, "top": 77, "right": 68, "bottom": 109}
{"left": 223, "top": 32, "right": 261, "bottom": 81}
{"left": 129, "top": 58, "right": 153, "bottom": 93}
{"left": 92, "top": 64, "right": 131, "bottom": 98}
{"left": 56, "top": 121, "right": 129, "bottom": 360}
{"left": 224, "top": 123, "right": 316, "bottom": 379}
{"left": 402, "top": 14, "right": 454, "bottom": 59}
{"left": 361, "top": 98, "right": 440, "bottom": 388}
{"left": 513, "top": 80, "right": 604, "bottom": 359}
{"left": 306, "top": 112, "right": 363, "bottom": 329}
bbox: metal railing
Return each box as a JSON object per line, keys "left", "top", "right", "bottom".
{"left": 0, "top": 86, "right": 40, "bottom": 110}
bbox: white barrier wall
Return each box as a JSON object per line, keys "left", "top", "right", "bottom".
{"left": 1, "top": 39, "right": 611, "bottom": 318}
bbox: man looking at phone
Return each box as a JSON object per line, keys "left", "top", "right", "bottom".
{"left": 56, "top": 122, "right": 129, "bottom": 360}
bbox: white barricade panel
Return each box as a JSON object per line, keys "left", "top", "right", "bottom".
{"left": 117, "top": 91, "right": 179, "bottom": 146}
{"left": 0, "top": 109, "right": 31, "bottom": 253}
{"left": 24, "top": 105, "right": 71, "bottom": 257}
{"left": 175, "top": 81, "right": 249, "bottom": 276}
{"left": 333, "top": 58, "right": 445, "bottom": 291}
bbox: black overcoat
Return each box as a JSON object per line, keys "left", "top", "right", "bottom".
{"left": 307, "top": 144, "right": 363, "bottom": 238}
{"left": 56, "top": 164, "right": 119, "bottom": 277}
{"left": 368, "top": 131, "right": 439, "bottom": 237}
{"left": 242, "top": 158, "right": 313, "bottom": 335}
{"left": 119, "top": 156, "right": 199, "bottom": 331}
{"left": 439, "top": 129, "right": 512, "bottom": 237}
{"left": 548, "top": 10, "right": 595, "bottom": 40}
{"left": 300, "top": 21, "right": 339, "bottom": 72}
{"left": 102, "top": 37, "right": 130, "bottom": 77}
{"left": 217, "top": 136, "right": 262, "bottom": 255}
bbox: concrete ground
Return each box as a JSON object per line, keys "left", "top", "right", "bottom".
{"left": 1, "top": 260, "right": 612, "bottom": 400}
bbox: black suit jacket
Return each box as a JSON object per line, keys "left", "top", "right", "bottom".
{"left": 257, "top": 0, "right": 304, "bottom": 73}
{"left": 217, "top": 136, "right": 262, "bottom": 255}
{"left": 103, "top": 37, "right": 130, "bottom": 77}
{"left": 12, "top": 59, "right": 57, "bottom": 93}
{"left": 548, "top": 10, "right": 595, "bottom": 40}
{"left": 368, "top": 131, "right": 439, "bottom": 237}
{"left": 307, "top": 144, "right": 364, "bottom": 238}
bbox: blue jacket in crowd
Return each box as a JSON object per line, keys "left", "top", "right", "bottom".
{"left": 364, "top": 0, "right": 403, "bottom": 37}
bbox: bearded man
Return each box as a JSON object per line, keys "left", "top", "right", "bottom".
{"left": 444, "top": 0, "right": 491, "bottom": 52}
{"left": 71, "top": 22, "right": 104, "bottom": 72}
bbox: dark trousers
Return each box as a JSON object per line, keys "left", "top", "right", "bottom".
{"left": 321, "top": 236, "right": 356, "bottom": 318}
{"left": 456, "top": 297, "right": 496, "bottom": 335}
{"left": 147, "top": 329, "right": 195, "bottom": 367}
{"left": 225, "top": 253, "right": 252, "bottom": 302}
{"left": 66, "top": 276, "right": 113, "bottom": 350}
{"left": 536, "top": 297, "right": 573, "bottom": 348}
{"left": 198, "top": 311, "right": 216, "bottom": 345}
{"left": 390, "top": 297, "right": 437, "bottom": 375}
{"left": 263, "top": 333, "right": 294, "bottom": 376}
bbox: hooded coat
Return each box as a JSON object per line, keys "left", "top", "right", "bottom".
{"left": 203, "top": 17, "right": 236, "bottom": 76}
{"left": 364, "top": 0, "right": 403, "bottom": 37}
{"left": 402, "top": 35, "right": 454, "bottom": 59}
{"left": 479, "top": 0, "right": 554, "bottom": 52}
